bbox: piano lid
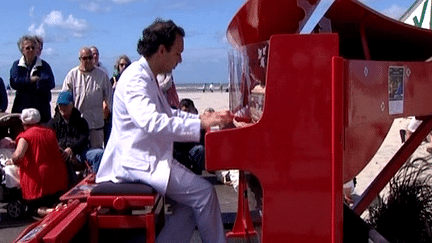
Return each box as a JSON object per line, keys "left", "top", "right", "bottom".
{"left": 226, "top": 0, "right": 322, "bottom": 46}
{"left": 326, "top": 0, "right": 432, "bottom": 61}
{"left": 228, "top": 0, "right": 432, "bottom": 61}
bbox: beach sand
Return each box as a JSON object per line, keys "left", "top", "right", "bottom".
{"left": 5, "top": 91, "right": 230, "bottom": 115}
{"left": 353, "top": 117, "right": 432, "bottom": 205}
{"left": 6, "top": 90, "right": 428, "bottom": 210}
{"left": 178, "top": 91, "right": 230, "bottom": 114}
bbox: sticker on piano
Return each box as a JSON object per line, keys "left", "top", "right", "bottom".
{"left": 258, "top": 46, "right": 267, "bottom": 68}
{"left": 388, "top": 66, "right": 404, "bottom": 115}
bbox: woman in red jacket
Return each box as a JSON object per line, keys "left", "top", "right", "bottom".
{"left": 7, "top": 108, "right": 68, "bottom": 216}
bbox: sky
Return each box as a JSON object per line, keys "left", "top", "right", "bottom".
{"left": 0, "top": 0, "right": 416, "bottom": 86}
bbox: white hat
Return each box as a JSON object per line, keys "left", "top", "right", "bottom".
{"left": 20, "top": 108, "right": 41, "bottom": 125}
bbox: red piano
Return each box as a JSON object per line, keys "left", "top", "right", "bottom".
{"left": 13, "top": 0, "right": 432, "bottom": 242}
{"left": 206, "top": 0, "right": 432, "bottom": 242}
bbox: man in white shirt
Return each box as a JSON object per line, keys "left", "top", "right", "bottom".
{"left": 96, "top": 19, "right": 232, "bottom": 243}
{"left": 62, "top": 47, "right": 113, "bottom": 149}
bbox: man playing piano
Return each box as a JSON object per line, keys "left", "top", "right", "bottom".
{"left": 95, "top": 18, "right": 232, "bottom": 243}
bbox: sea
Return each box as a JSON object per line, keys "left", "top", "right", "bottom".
{"left": 35, "top": 83, "right": 230, "bottom": 94}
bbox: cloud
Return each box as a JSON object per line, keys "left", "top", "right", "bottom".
{"left": 42, "top": 47, "right": 57, "bottom": 56}
{"left": 28, "top": 23, "right": 46, "bottom": 37}
{"left": 29, "top": 6, "right": 35, "bottom": 17}
{"left": 381, "top": 4, "right": 406, "bottom": 20}
{"left": 28, "top": 11, "right": 89, "bottom": 40}
{"left": 80, "top": 2, "right": 112, "bottom": 13}
{"left": 356, "top": 1, "right": 407, "bottom": 20}
{"left": 43, "top": 11, "right": 89, "bottom": 36}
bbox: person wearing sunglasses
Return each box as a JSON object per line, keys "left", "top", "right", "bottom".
{"left": 9, "top": 35, "right": 55, "bottom": 123}
{"left": 62, "top": 47, "right": 113, "bottom": 149}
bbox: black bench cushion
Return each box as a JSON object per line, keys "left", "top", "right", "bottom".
{"left": 90, "top": 181, "right": 155, "bottom": 195}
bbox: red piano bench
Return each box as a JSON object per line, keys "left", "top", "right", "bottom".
{"left": 87, "top": 182, "right": 164, "bottom": 243}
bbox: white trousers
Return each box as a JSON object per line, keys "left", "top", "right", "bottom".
{"left": 156, "top": 161, "right": 226, "bottom": 243}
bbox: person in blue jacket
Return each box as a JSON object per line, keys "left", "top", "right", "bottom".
{"left": 10, "top": 35, "right": 55, "bottom": 123}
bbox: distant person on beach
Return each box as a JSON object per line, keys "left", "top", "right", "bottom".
{"left": 157, "top": 72, "right": 180, "bottom": 108}
{"left": 47, "top": 91, "right": 104, "bottom": 177}
{"left": 209, "top": 82, "right": 214, "bottom": 92}
{"left": 10, "top": 35, "right": 55, "bottom": 123}
{"left": 5, "top": 108, "right": 68, "bottom": 217}
{"left": 62, "top": 47, "right": 112, "bottom": 149}
{"left": 96, "top": 18, "right": 232, "bottom": 243}
{"left": 0, "top": 77, "right": 8, "bottom": 112}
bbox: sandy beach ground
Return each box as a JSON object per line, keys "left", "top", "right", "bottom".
{"left": 5, "top": 90, "right": 429, "bottom": 210}
{"left": 5, "top": 90, "right": 230, "bottom": 115}
{"left": 178, "top": 91, "right": 230, "bottom": 113}
{"left": 354, "top": 118, "right": 425, "bottom": 195}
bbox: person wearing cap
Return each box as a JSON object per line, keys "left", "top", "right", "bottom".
{"left": 47, "top": 91, "right": 104, "bottom": 175}
{"left": 6, "top": 108, "right": 68, "bottom": 217}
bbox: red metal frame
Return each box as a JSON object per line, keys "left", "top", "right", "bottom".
{"left": 332, "top": 56, "right": 345, "bottom": 243}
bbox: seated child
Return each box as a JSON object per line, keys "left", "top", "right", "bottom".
{"left": 0, "top": 137, "right": 19, "bottom": 189}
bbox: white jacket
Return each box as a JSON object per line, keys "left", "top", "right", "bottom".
{"left": 96, "top": 57, "right": 201, "bottom": 194}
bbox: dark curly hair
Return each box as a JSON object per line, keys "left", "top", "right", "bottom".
{"left": 137, "top": 18, "right": 185, "bottom": 58}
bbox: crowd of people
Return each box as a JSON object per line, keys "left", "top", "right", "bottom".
{"left": 0, "top": 35, "right": 121, "bottom": 218}
{"left": 0, "top": 18, "right": 234, "bottom": 243}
